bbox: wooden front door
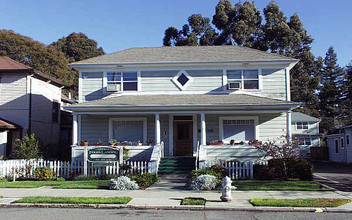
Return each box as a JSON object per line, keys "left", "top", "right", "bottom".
{"left": 173, "top": 121, "right": 193, "bottom": 156}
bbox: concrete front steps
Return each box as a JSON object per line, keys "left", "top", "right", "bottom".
{"left": 157, "top": 157, "right": 195, "bottom": 175}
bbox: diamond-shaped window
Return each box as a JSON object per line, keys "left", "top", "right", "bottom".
{"left": 172, "top": 70, "right": 192, "bottom": 90}
{"left": 177, "top": 73, "right": 189, "bottom": 86}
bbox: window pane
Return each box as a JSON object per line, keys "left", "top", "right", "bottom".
{"left": 123, "top": 82, "right": 137, "bottom": 91}
{"left": 177, "top": 73, "right": 189, "bottom": 86}
{"left": 223, "top": 121, "right": 255, "bottom": 141}
{"left": 243, "top": 70, "right": 258, "bottom": 79}
{"left": 107, "top": 72, "right": 121, "bottom": 81}
{"left": 113, "top": 120, "right": 143, "bottom": 143}
{"left": 227, "top": 70, "right": 241, "bottom": 79}
{"left": 244, "top": 80, "right": 258, "bottom": 89}
{"left": 305, "top": 138, "right": 311, "bottom": 145}
{"left": 123, "top": 72, "right": 137, "bottom": 81}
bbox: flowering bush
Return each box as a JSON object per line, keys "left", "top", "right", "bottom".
{"left": 189, "top": 174, "right": 217, "bottom": 191}
{"left": 109, "top": 176, "right": 139, "bottom": 190}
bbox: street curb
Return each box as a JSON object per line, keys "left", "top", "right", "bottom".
{"left": 1, "top": 203, "right": 352, "bottom": 213}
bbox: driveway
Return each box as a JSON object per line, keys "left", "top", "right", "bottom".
{"left": 313, "top": 161, "right": 352, "bottom": 191}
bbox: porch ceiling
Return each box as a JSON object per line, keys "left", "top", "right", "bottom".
{"left": 65, "top": 94, "right": 299, "bottom": 112}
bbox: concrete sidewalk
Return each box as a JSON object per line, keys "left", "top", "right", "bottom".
{"left": 1, "top": 175, "right": 352, "bottom": 212}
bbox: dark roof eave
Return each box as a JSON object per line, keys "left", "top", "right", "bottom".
{"left": 65, "top": 103, "right": 299, "bottom": 112}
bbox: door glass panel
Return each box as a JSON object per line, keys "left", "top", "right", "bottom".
{"left": 177, "top": 124, "right": 189, "bottom": 140}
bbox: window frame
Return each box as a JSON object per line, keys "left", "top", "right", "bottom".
{"left": 297, "top": 122, "right": 309, "bottom": 130}
{"left": 106, "top": 71, "right": 139, "bottom": 92}
{"left": 226, "top": 69, "right": 260, "bottom": 90}
{"left": 219, "top": 116, "right": 259, "bottom": 143}
{"left": 298, "top": 137, "right": 312, "bottom": 146}
{"left": 108, "top": 117, "right": 147, "bottom": 143}
{"left": 171, "top": 70, "right": 193, "bottom": 91}
{"left": 335, "top": 139, "right": 339, "bottom": 154}
{"left": 346, "top": 135, "right": 350, "bottom": 145}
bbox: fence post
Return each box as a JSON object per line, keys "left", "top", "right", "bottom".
{"left": 84, "top": 147, "right": 88, "bottom": 176}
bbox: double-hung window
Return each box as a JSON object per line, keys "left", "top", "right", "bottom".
{"left": 298, "top": 138, "right": 311, "bottom": 146}
{"left": 107, "top": 72, "right": 138, "bottom": 91}
{"left": 297, "top": 122, "right": 308, "bottom": 130}
{"left": 227, "top": 69, "right": 259, "bottom": 89}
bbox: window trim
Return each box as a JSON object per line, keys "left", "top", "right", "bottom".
{"left": 298, "top": 137, "right": 312, "bottom": 146}
{"left": 346, "top": 135, "right": 350, "bottom": 146}
{"left": 219, "top": 116, "right": 259, "bottom": 142}
{"left": 226, "top": 69, "right": 260, "bottom": 90}
{"left": 296, "top": 122, "right": 309, "bottom": 130}
{"left": 171, "top": 70, "right": 193, "bottom": 91}
{"left": 108, "top": 117, "right": 147, "bottom": 143}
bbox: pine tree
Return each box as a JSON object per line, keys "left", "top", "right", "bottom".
{"left": 340, "top": 63, "right": 352, "bottom": 125}
{"left": 319, "top": 47, "right": 345, "bottom": 133}
{"left": 213, "top": 0, "right": 262, "bottom": 46}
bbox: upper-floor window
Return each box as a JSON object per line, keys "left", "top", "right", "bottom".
{"left": 335, "top": 139, "right": 339, "bottom": 153}
{"left": 297, "top": 122, "right": 308, "bottom": 130}
{"left": 227, "top": 70, "right": 259, "bottom": 90}
{"left": 107, "top": 72, "right": 137, "bottom": 91}
{"left": 341, "top": 138, "right": 344, "bottom": 148}
{"left": 347, "top": 135, "right": 350, "bottom": 145}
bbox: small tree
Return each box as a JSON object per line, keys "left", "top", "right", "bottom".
{"left": 254, "top": 136, "right": 301, "bottom": 180}
{"left": 12, "top": 133, "right": 42, "bottom": 160}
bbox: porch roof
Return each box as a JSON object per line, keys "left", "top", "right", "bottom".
{"left": 65, "top": 94, "right": 299, "bottom": 112}
{"left": 0, "top": 118, "right": 21, "bottom": 130}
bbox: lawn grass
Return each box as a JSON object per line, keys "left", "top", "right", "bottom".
{"left": 250, "top": 198, "right": 351, "bottom": 207}
{"left": 14, "top": 196, "right": 132, "bottom": 204}
{"left": 0, "top": 180, "right": 110, "bottom": 189}
{"left": 233, "top": 180, "right": 330, "bottom": 191}
{"left": 181, "top": 197, "right": 206, "bottom": 206}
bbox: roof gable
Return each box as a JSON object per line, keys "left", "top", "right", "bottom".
{"left": 291, "top": 112, "right": 320, "bottom": 123}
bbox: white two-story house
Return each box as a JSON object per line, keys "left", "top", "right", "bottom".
{"left": 65, "top": 46, "right": 299, "bottom": 158}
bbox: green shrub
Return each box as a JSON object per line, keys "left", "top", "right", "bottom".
{"left": 288, "top": 159, "right": 313, "bottom": 181}
{"left": 11, "top": 134, "right": 42, "bottom": 160}
{"left": 128, "top": 173, "right": 160, "bottom": 188}
{"left": 56, "top": 177, "right": 66, "bottom": 181}
{"left": 209, "top": 164, "right": 227, "bottom": 178}
{"left": 35, "top": 167, "right": 54, "bottom": 180}
{"left": 253, "top": 164, "right": 273, "bottom": 180}
{"left": 188, "top": 169, "right": 222, "bottom": 185}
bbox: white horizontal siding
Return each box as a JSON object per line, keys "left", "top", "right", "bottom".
{"left": 258, "top": 113, "right": 287, "bottom": 142}
{"left": 0, "top": 73, "right": 28, "bottom": 109}
{"left": 81, "top": 72, "right": 104, "bottom": 102}
{"left": 261, "top": 69, "right": 286, "bottom": 101}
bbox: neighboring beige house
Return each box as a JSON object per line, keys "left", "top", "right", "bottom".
{"left": 326, "top": 125, "right": 352, "bottom": 163}
{"left": 65, "top": 46, "right": 299, "bottom": 160}
{"left": 291, "top": 112, "right": 321, "bottom": 157}
{"left": 0, "top": 56, "right": 67, "bottom": 158}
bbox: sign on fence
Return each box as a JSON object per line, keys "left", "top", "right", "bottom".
{"left": 88, "top": 147, "right": 119, "bottom": 162}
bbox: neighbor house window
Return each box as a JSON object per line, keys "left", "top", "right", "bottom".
{"left": 109, "top": 118, "right": 147, "bottom": 144}
{"left": 107, "top": 72, "right": 138, "bottom": 91}
{"left": 341, "top": 138, "right": 344, "bottom": 148}
{"left": 52, "top": 102, "right": 60, "bottom": 123}
{"left": 335, "top": 139, "right": 339, "bottom": 153}
{"left": 297, "top": 122, "right": 308, "bottom": 129}
{"left": 220, "top": 117, "right": 258, "bottom": 142}
{"left": 347, "top": 135, "right": 350, "bottom": 145}
{"left": 298, "top": 138, "right": 311, "bottom": 146}
{"left": 227, "top": 69, "right": 259, "bottom": 89}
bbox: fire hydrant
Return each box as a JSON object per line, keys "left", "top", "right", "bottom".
{"left": 220, "top": 176, "right": 232, "bottom": 202}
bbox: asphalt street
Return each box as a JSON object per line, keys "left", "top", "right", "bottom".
{"left": 0, "top": 208, "right": 351, "bottom": 220}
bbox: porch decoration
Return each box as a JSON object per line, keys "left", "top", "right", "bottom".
{"left": 220, "top": 176, "right": 233, "bottom": 202}
{"left": 147, "top": 139, "right": 154, "bottom": 146}
{"left": 210, "top": 140, "right": 224, "bottom": 146}
{"left": 108, "top": 139, "right": 117, "bottom": 146}
{"left": 80, "top": 140, "right": 88, "bottom": 146}
{"left": 94, "top": 140, "right": 104, "bottom": 146}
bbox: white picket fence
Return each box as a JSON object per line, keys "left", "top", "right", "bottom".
{"left": 0, "top": 159, "right": 158, "bottom": 179}
{"left": 198, "top": 161, "right": 254, "bottom": 180}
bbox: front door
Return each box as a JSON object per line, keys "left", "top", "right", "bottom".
{"left": 173, "top": 121, "right": 193, "bottom": 156}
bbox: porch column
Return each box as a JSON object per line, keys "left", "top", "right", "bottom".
{"left": 287, "top": 110, "right": 292, "bottom": 143}
{"left": 201, "top": 113, "right": 206, "bottom": 145}
{"left": 72, "top": 113, "right": 78, "bottom": 145}
{"left": 155, "top": 113, "right": 161, "bottom": 144}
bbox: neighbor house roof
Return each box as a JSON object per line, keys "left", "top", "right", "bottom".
{"left": 70, "top": 46, "right": 298, "bottom": 66}
{"left": 0, "top": 56, "right": 68, "bottom": 87}
{"left": 65, "top": 94, "right": 298, "bottom": 111}
{"left": 0, "top": 118, "right": 21, "bottom": 130}
{"left": 291, "top": 112, "right": 320, "bottom": 123}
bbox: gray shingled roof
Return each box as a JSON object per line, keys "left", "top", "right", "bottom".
{"left": 70, "top": 46, "right": 297, "bottom": 65}
{"left": 291, "top": 112, "right": 320, "bottom": 122}
{"left": 68, "top": 94, "right": 297, "bottom": 109}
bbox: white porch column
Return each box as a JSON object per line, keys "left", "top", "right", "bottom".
{"left": 201, "top": 113, "right": 206, "bottom": 145}
{"left": 287, "top": 110, "right": 292, "bottom": 143}
{"left": 72, "top": 114, "right": 78, "bottom": 145}
{"left": 155, "top": 113, "right": 161, "bottom": 144}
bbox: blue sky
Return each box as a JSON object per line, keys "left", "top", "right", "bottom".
{"left": 0, "top": 0, "right": 351, "bottom": 66}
